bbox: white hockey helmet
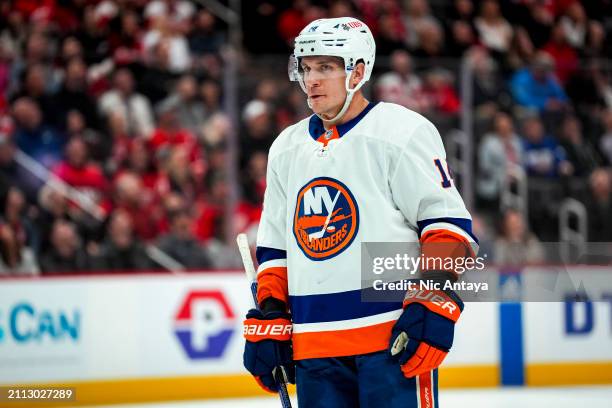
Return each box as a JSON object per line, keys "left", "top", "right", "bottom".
{"left": 289, "top": 17, "right": 376, "bottom": 123}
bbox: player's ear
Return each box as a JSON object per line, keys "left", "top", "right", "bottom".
{"left": 350, "top": 62, "right": 365, "bottom": 88}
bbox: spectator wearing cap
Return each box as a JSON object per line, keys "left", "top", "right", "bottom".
{"left": 240, "top": 100, "right": 275, "bottom": 168}
{"left": 99, "top": 68, "right": 155, "bottom": 139}
{"left": 157, "top": 207, "right": 212, "bottom": 269}
{"left": 91, "top": 209, "right": 153, "bottom": 271}
{"left": 12, "top": 97, "right": 66, "bottom": 169}
{"left": 510, "top": 52, "right": 568, "bottom": 114}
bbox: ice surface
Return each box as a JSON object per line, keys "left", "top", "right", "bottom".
{"left": 90, "top": 386, "right": 612, "bottom": 408}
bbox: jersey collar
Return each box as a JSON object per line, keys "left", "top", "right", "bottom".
{"left": 308, "top": 101, "right": 378, "bottom": 142}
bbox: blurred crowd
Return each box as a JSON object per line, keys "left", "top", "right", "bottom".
{"left": 0, "top": 0, "right": 611, "bottom": 275}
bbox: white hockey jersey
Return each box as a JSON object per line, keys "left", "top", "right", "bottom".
{"left": 255, "top": 102, "right": 477, "bottom": 360}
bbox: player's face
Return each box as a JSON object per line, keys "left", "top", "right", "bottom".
{"left": 300, "top": 56, "right": 348, "bottom": 120}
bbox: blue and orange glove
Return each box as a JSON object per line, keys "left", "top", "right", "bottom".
{"left": 243, "top": 308, "right": 295, "bottom": 393}
{"left": 389, "top": 284, "right": 464, "bottom": 378}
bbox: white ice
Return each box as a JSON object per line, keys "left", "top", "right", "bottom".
{"left": 94, "top": 386, "right": 612, "bottom": 408}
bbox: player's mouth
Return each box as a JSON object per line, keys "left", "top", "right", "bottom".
{"left": 310, "top": 95, "right": 325, "bottom": 101}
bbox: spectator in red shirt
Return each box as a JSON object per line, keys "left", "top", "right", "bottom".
{"left": 125, "top": 137, "right": 160, "bottom": 192}
{"left": 113, "top": 171, "right": 160, "bottom": 241}
{"left": 542, "top": 21, "right": 578, "bottom": 84}
{"left": 422, "top": 69, "right": 461, "bottom": 115}
{"left": 53, "top": 136, "right": 111, "bottom": 216}
{"left": 108, "top": 10, "right": 145, "bottom": 65}
{"left": 149, "top": 98, "right": 202, "bottom": 164}
{"left": 277, "top": 0, "right": 309, "bottom": 48}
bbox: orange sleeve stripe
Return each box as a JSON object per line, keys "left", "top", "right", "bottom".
{"left": 420, "top": 227, "right": 475, "bottom": 259}
{"left": 256, "top": 266, "right": 288, "bottom": 306}
{"left": 292, "top": 321, "right": 394, "bottom": 360}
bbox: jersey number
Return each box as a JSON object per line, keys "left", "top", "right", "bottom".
{"left": 434, "top": 159, "right": 452, "bottom": 188}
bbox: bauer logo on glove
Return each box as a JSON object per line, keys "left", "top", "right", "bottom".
{"left": 243, "top": 319, "right": 293, "bottom": 340}
{"left": 389, "top": 285, "right": 464, "bottom": 379}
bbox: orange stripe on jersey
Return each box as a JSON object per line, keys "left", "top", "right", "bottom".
{"left": 420, "top": 229, "right": 475, "bottom": 278}
{"left": 418, "top": 371, "right": 434, "bottom": 408}
{"left": 256, "top": 266, "right": 288, "bottom": 306}
{"left": 292, "top": 320, "right": 395, "bottom": 360}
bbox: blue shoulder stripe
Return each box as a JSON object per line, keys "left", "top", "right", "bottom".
{"left": 256, "top": 246, "right": 287, "bottom": 264}
{"left": 416, "top": 217, "right": 479, "bottom": 244}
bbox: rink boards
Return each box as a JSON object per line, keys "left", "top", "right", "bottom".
{"left": 0, "top": 269, "right": 611, "bottom": 406}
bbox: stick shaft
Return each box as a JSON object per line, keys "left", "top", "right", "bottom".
{"left": 236, "top": 233, "right": 293, "bottom": 408}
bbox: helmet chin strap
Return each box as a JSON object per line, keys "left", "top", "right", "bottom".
{"left": 308, "top": 74, "right": 365, "bottom": 126}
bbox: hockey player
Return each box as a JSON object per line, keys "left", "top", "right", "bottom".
{"left": 243, "top": 17, "right": 478, "bottom": 407}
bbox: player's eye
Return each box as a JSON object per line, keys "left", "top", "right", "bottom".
{"left": 321, "top": 64, "right": 332, "bottom": 71}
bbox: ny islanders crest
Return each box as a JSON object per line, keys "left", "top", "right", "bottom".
{"left": 293, "top": 177, "right": 359, "bottom": 260}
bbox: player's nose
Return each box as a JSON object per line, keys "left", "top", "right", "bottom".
{"left": 306, "top": 80, "right": 321, "bottom": 94}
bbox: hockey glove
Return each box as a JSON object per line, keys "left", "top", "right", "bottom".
{"left": 243, "top": 309, "right": 295, "bottom": 393}
{"left": 389, "top": 285, "right": 464, "bottom": 378}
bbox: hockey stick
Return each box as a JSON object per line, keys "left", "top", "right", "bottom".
{"left": 236, "top": 233, "right": 293, "bottom": 408}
